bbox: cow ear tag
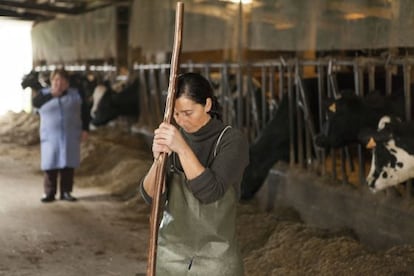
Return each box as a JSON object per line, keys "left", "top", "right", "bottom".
{"left": 366, "top": 137, "right": 376, "bottom": 149}
{"left": 328, "top": 103, "right": 336, "bottom": 113}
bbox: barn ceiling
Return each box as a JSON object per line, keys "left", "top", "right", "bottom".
{"left": 0, "top": 0, "right": 397, "bottom": 23}
{"left": 0, "top": 0, "right": 129, "bottom": 22}
{"left": 0, "top": 0, "right": 396, "bottom": 24}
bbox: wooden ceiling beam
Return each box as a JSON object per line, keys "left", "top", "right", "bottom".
{"left": 0, "top": 7, "right": 51, "bottom": 21}
{"left": 0, "top": 0, "right": 83, "bottom": 16}
{"left": 0, "top": 0, "right": 129, "bottom": 21}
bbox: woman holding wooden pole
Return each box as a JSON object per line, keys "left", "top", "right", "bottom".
{"left": 140, "top": 72, "right": 249, "bottom": 275}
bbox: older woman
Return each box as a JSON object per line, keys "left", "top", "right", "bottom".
{"left": 32, "top": 68, "right": 89, "bottom": 203}
{"left": 140, "top": 72, "right": 249, "bottom": 275}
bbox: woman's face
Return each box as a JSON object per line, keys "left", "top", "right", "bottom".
{"left": 173, "top": 96, "right": 212, "bottom": 133}
{"left": 51, "top": 74, "right": 69, "bottom": 94}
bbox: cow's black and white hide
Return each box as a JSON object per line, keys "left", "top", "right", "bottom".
{"left": 90, "top": 78, "right": 140, "bottom": 126}
{"left": 359, "top": 116, "right": 414, "bottom": 192}
{"left": 315, "top": 90, "right": 407, "bottom": 149}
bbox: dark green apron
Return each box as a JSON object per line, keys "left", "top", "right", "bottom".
{"left": 156, "top": 127, "right": 244, "bottom": 276}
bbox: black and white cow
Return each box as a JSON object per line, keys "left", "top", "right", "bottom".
{"left": 68, "top": 71, "right": 98, "bottom": 105}
{"left": 90, "top": 77, "right": 140, "bottom": 126}
{"left": 359, "top": 116, "right": 414, "bottom": 192}
{"left": 315, "top": 90, "right": 406, "bottom": 149}
{"left": 21, "top": 70, "right": 49, "bottom": 91}
{"left": 240, "top": 92, "right": 291, "bottom": 200}
{"left": 240, "top": 77, "right": 321, "bottom": 200}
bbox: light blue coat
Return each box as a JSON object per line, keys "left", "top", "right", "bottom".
{"left": 38, "top": 88, "right": 82, "bottom": 170}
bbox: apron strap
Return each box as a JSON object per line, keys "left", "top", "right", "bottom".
{"left": 213, "top": 126, "right": 232, "bottom": 158}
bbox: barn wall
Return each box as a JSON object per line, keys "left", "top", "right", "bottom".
{"left": 256, "top": 163, "right": 414, "bottom": 250}
{"left": 31, "top": 6, "right": 117, "bottom": 65}
{"left": 129, "top": 0, "right": 234, "bottom": 55}
{"left": 129, "top": 0, "right": 414, "bottom": 62}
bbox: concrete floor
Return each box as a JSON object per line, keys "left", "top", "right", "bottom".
{"left": 0, "top": 153, "right": 147, "bottom": 276}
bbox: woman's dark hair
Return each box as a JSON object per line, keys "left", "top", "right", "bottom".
{"left": 176, "top": 72, "right": 222, "bottom": 120}
{"left": 50, "top": 68, "right": 70, "bottom": 81}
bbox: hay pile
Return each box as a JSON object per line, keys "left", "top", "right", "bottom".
{"left": 238, "top": 202, "right": 414, "bottom": 275}
{"left": 0, "top": 111, "right": 40, "bottom": 145}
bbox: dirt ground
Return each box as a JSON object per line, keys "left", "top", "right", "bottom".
{"left": 1, "top": 111, "right": 414, "bottom": 276}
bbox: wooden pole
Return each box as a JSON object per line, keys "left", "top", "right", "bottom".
{"left": 146, "top": 2, "right": 184, "bottom": 276}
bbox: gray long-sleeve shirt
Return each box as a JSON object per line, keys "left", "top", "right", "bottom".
{"left": 140, "top": 118, "right": 249, "bottom": 204}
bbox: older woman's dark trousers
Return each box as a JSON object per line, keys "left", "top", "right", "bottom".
{"left": 43, "top": 167, "right": 74, "bottom": 197}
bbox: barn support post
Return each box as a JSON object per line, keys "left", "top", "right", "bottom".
{"left": 135, "top": 68, "right": 152, "bottom": 131}
{"left": 287, "top": 64, "right": 296, "bottom": 167}
{"left": 260, "top": 65, "right": 267, "bottom": 129}
{"left": 403, "top": 61, "right": 412, "bottom": 121}
{"left": 268, "top": 63, "right": 277, "bottom": 124}
{"left": 368, "top": 63, "right": 375, "bottom": 92}
{"left": 329, "top": 60, "right": 352, "bottom": 184}
{"left": 297, "top": 74, "right": 311, "bottom": 168}
{"left": 223, "top": 64, "right": 234, "bottom": 126}
{"left": 248, "top": 67, "right": 260, "bottom": 139}
{"left": 294, "top": 61, "right": 305, "bottom": 167}
{"left": 149, "top": 68, "right": 163, "bottom": 124}
{"left": 245, "top": 65, "right": 254, "bottom": 140}
{"left": 356, "top": 59, "right": 365, "bottom": 97}
{"left": 219, "top": 64, "right": 229, "bottom": 124}
{"left": 352, "top": 60, "right": 366, "bottom": 186}
{"left": 403, "top": 61, "right": 413, "bottom": 199}
{"left": 317, "top": 62, "right": 326, "bottom": 175}
{"left": 236, "top": 65, "right": 244, "bottom": 130}
{"left": 385, "top": 60, "right": 393, "bottom": 96}
{"left": 279, "top": 57, "right": 287, "bottom": 104}
{"left": 276, "top": 62, "right": 283, "bottom": 110}
{"left": 158, "top": 67, "right": 169, "bottom": 106}
{"left": 325, "top": 62, "right": 337, "bottom": 180}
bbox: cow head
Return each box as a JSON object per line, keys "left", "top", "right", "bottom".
{"left": 360, "top": 116, "right": 414, "bottom": 192}
{"left": 90, "top": 83, "right": 119, "bottom": 126}
{"left": 315, "top": 91, "right": 364, "bottom": 149}
{"left": 21, "top": 70, "right": 50, "bottom": 91}
{"left": 21, "top": 70, "right": 42, "bottom": 90}
{"left": 315, "top": 90, "right": 397, "bottom": 149}
{"left": 90, "top": 78, "right": 140, "bottom": 127}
